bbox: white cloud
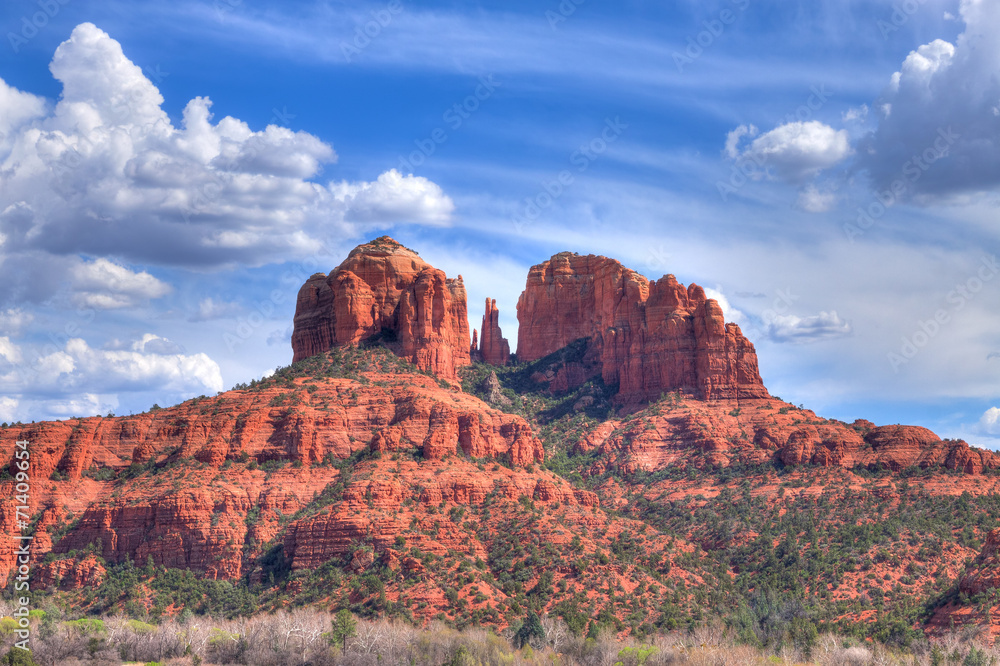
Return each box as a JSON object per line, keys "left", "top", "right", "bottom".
{"left": 0, "top": 396, "right": 18, "bottom": 422}
{"left": 0, "top": 23, "right": 454, "bottom": 306}
{"left": 767, "top": 311, "right": 852, "bottom": 343}
{"left": 330, "top": 169, "right": 455, "bottom": 225}
{"left": 978, "top": 407, "right": 1000, "bottom": 436}
{"left": 732, "top": 121, "right": 852, "bottom": 183}
{"left": 71, "top": 258, "right": 171, "bottom": 309}
{"left": 724, "top": 124, "right": 757, "bottom": 159}
{"left": 859, "top": 2, "right": 1000, "bottom": 198}
{"left": 796, "top": 185, "right": 837, "bottom": 213}
{"left": 0, "top": 336, "right": 22, "bottom": 364}
{"left": 842, "top": 105, "right": 868, "bottom": 123}
{"left": 703, "top": 287, "right": 745, "bottom": 325}
{"left": 46, "top": 394, "right": 118, "bottom": 418}
{"left": 7, "top": 335, "right": 222, "bottom": 396}
{"left": 131, "top": 333, "right": 186, "bottom": 355}
{"left": 0, "top": 309, "right": 33, "bottom": 337}
{"left": 0, "top": 78, "right": 46, "bottom": 154}
{"left": 189, "top": 297, "right": 242, "bottom": 322}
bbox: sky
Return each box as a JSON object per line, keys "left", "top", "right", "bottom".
{"left": 1, "top": 0, "right": 999, "bottom": 447}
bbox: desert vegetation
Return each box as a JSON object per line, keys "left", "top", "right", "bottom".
{"left": 2, "top": 605, "right": 1000, "bottom": 666}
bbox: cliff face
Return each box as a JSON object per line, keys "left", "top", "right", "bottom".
{"left": 515, "top": 252, "right": 768, "bottom": 405}
{"left": 291, "top": 237, "right": 470, "bottom": 381}
{"left": 568, "top": 396, "right": 1000, "bottom": 475}
{"left": 960, "top": 528, "right": 1000, "bottom": 597}
{"left": 0, "top": 352, "right": 545, "bottom": 583}
{"left": 473, "top": 298, "right": 510, "bottom": 366}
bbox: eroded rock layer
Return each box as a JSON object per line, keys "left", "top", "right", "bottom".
{"left": 291, "top": 237, "right": 470, "bottom": 380}
{"left": 516, "top": 252, "right": 768, "bottom": 404}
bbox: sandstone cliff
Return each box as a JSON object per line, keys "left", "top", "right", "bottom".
{"left": 567, "top": 394, "right": 999, "bottom": 475}
{"left": 0, "top": 350, "right": 543, "bottom": 583}
{"left": 515, "top": 252, "right": 768, "bottom": 405}
{"left": 291, "top": 237, "right": 470, "bottom": 381}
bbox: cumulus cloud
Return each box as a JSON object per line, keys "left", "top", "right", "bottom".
{"left": 4, "top": 335, "right": 223, "bottom": 395}
{"left": 329, "top": 169, "right": 455, "bottom": 224}
{"left": 131, "top": 333, "right": 186, "bottom": 355}
{"left": 0, "top": 396, "right": 18, "bottom": 422}
{"left": 71, "top": 258, "right": 171, "bottom": 309}
{"left": 46, "top": 394, "right": 118, "bottom": 418}
{"left": 766, "top": 311, "right": 852, "bottom": 343}
{"left": 859, "top": 1, "right": 1000, "bottom": 199}
{"left": 0, "top": 23, "right": 454, "bottom": 306}
{"left": 978, "top": 407, "right": 1000, "bottom": 436}
{"left": 0, "top": 78, "right": 46, "bottom": 148}
{"left": 729, "top": 121, "right": 852, "bottom": 183}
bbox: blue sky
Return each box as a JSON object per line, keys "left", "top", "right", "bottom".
{"left": 2, "top": 0, "right": 1000, "bottom": 447}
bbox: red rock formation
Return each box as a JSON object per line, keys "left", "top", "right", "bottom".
{"left": 33, "top": 555, "right": 106, "bottom": 591}
{"left": 475, "top": 298, "right": 510, "bottom": 366}
{"left": 960, "top": 528, "right": 1000, "bottom": 596}
{"left": 0, "top": 354, "right": 544, "bottom": 583}
{"left": 576, "top": 396, "right": 1000, "bottom": 476}
{"left": 516, "top": 252, "right": 768, "bottom": 405}
{"left": 291, "top": 237, "right": 470, "bottom": 381}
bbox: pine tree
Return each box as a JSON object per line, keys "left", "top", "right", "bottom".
{"left": 330, "top": 609, "right": 357, "bottom": 655}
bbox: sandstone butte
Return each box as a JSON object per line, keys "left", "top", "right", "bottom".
{"left": 515, "top": 251, "right": 769, "bottom": 407}
{"left": 291, "top": 236, "right": 471, "bottom": 381}
{"left": 4, "top": 236, "right": 1000, "bottom": 634}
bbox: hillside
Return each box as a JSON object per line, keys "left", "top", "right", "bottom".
{"left": 3, "top": 237, "right": 1000, "bottom": 652}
